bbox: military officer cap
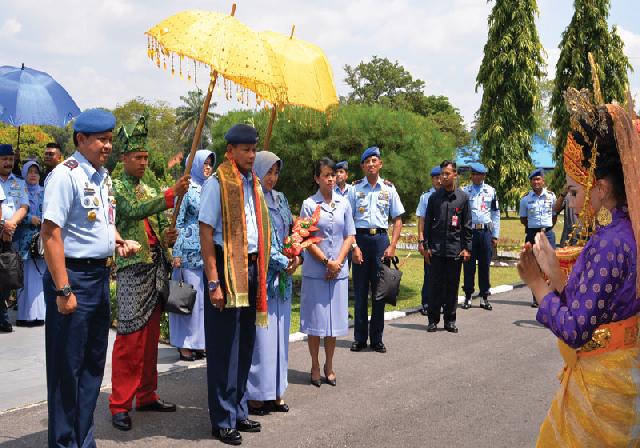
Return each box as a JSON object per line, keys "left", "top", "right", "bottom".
{"left": 529, "top": 168, "right": 544, "bottom": 179}
{"left": 360, "top": 146, "right": 381, "bottom": 163}
{"left": 336, "top": 160, "right": 349, "bottom": 171}
{"left": 225, "top": 124, "right": 258, "bottom": 144}
{"left": 470, "top": 163, "right": 488, "bottom": 175}
{"left": 0, "top": 144, "right": 14, "bottom": 156}
{"left": 117, "top": 115, "right": 149, "bottom": 153}
{"left": 430, "top": 166, "right": 441, "bottom": 177}
{"left": 73, "top": 108, "right": 116, "bottom": 134}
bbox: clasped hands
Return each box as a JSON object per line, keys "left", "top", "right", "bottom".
{"left": 517, "top": 231, "right": 561, "bottom": 288}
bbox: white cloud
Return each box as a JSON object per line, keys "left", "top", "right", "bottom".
{"left": 0, "top": 18, "right": 22, "bottom": 36}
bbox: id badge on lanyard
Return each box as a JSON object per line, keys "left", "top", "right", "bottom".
{"left": 451, "top": 214, "right": 459, "bottom": 227}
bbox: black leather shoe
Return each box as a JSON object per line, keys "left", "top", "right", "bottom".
{"left": 323, "top": 365, "right": 337, "bottom": 386}
{"left": 461, "top": 296, "right": 471, "bottom": 309}
{"left": 194, "top": 350, "right": 206, "bottom": 360}
{"left": 531, "top": 300, "right": 539, "bottom": 308}
{"left": 419, "top": 307, "right": 428, "bottom": 316}
{"left": 248, "top": 403, "right": 270, "bottom": 416}
{"left": 444, "top": 323, "right": 459, "bottom": 333}
{"left": 266, "top": 400, "right": 289, "bottom": 412}
{"left": 350, "top": 341, "right": 367, "bottom": 352}
{"left": 112, "top": 412, "right": 132, "bottom": 431}
{"left": 310, "top": 372, "right": 322, "bottom": 388}
{"left": 480, "top": 297, "right": 493, "bottom": 311}
{"left": 426, "top": 323, "right": 437, "bottom": 332}
{"left": 236, "top": 419, "right": 261, "bottom": 433}
{"left": 371, "top": 342, "right": 387, "bottom": 353}
{"left": 212, "top": 428, "right": 242, "bottom": 445}
{"left": 136, "top": 399, "right": 176, "bottom": 412}
{"left": 178, "top": 348, "right": 197, "bottom": 362}
{"left": 0, "top": 322, "right": 13, "bottom": 333}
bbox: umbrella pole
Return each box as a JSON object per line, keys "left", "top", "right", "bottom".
{"left": 171, "top": 72, "right": 218, "bottom": 228}
{"left": 263, "top": 106, "right": 277, "bottom": 151}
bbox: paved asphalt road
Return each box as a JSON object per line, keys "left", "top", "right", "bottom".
{"left": 0, "top": 286, "right": 562, "bottom": 447}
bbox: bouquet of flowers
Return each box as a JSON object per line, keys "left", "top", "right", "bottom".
{"left": 283, "top": 205, "right": 322, "bottom": 258}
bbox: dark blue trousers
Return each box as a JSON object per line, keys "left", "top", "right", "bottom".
{"left": 204, "top": 251, "right": 257, "bottom": 430}
{"left": 44, "top": 264, "right": 111, "bottom": 448}
{"left": 463, "top": 228, "right": 493, "bottom": 297}
{"left": 352, "top": 232, "right": 388, "bottom": 345}
{"left": 421, "top": 260, "right": 431, "bottom": 309}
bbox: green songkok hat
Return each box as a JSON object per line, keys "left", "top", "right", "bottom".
{"left": 117, "top": 115, "right": 149, "bottom": 153}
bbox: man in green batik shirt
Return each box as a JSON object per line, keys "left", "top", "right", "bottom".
{"left": 108, "top": 116, "right": 190, "bottom": 432}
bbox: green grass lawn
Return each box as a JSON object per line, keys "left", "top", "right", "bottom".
{"left": 288, "top": 249, "right": 522, "bottom": 334}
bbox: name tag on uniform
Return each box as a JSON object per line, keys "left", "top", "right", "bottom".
{"left": 357, "top": 192, "right": 365, "bottom": 198}
{"left": 451, "top": 215, "right": 459, "bottom": 227}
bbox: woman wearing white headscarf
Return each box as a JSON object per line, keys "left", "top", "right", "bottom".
{"left": 246, "top": 150, "right": 301, "bottom": 414}
{"left": 15, "top": 160, "right": 45, "bottom": 326}
{"left": 170, "top": 150, "right": 215, "bottom": 361}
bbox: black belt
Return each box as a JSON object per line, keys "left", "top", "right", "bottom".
{"left": 472, "top": 224, "right": 490, "bottom": 230}
{"left": 65, "top": 257, "right": 113, "bottom": 268}
{"left": 248, "top": 253, "right": 258, "bottom": 262}
{"left": 528, "top": 227, "right": 551, "bottom": 233}
{"left": 356, "top": 228, "right": 387, "bottom": 235}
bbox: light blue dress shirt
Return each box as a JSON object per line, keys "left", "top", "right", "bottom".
{"left": 301, "top": 191, "right": 356, "bottom": 279}
{"left": 348, "top": 177, "right": 405, "bottom": 228}
{"left": 198, "top": 172, "right": 259, "bottom": 252}
{"left": 0, "top": 173, "right": 29, "bottom": 220}
{"left": 463, "top": 182, "right": 501, "bottom": 238}
{"left": 519, "top": 188, "right": 557, "bottom": 228}
{"left": 415, "top": 187, "right": 437, "bottom": 218}
{"left": 0, "top": 183, "right": 6, "bottom": 205}
{"left": 42, "top": 151, "right": 115, "bottom": 258}
{"left": 334, "top": 183, "right": 352, "bottom": 197}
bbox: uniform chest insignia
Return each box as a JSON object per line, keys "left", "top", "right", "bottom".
{"left": 87, "top": 210, "right": 97, "bottom": 222}
{"left": 93, "top": 197, "right": 100, "bottom": 206}
{"left": 380, "top": 191, "right": 389, "bottom": 200}
{"left": 83, "top": 197, "right": 91, "bottom": 206}
{"left": 358, "top": 206, "right": 365, "bottom": 213}
{"left": 63, "top": 159, "right": 79, "bottom": 170}
{"left": 330, "top": 202, "right": 336, "bottom": 209}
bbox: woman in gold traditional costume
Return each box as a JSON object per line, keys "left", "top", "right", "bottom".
{"left": 518, "top": 86, "right": 640, "bottom": 447}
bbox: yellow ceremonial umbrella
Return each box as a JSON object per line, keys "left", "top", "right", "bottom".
{"left": 258, "top": 26, "right": 338, "bottom": 149}
{"left": 145, "top": 4, "right": 288, "bottom": 225}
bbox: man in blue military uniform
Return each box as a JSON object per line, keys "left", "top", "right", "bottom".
{"left": 519, "top": 168, "right": 557, "bottom": 308}
{"left": 334, "top": 160, "right": 352, "bottom": 197}
{"left": 416, "top": 165, "right": 441, "bottom": 316}
{"left": 349, "top": 146, "right": 405, "bottom": 353}
{"left": 41, "top": 109, "right": 138, "bottom": 448}
{"left": 199, "top": 123, "right": 270, "bottom": 445}
{"left": 0, "top": 143, "right": 29, "bottom": 333}
{"left": 461, "top": 163, "right": 500, "bottom": 310}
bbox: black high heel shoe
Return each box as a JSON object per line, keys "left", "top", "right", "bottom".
{"left": 310, "top": 370, "right": 322, "bottom": 388}
{"left": 323, "top": 365, "right": 336, "bottom": 386}
{"left": 178, "top": 348, "right": 196, "bottom": 362}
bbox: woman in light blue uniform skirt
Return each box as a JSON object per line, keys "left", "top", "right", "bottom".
{"left": 247, "top": 151, "right": 301, "bottom": 414}
{"left": 170, "top": 150, "right": 215, "bottom": 361}
{"left": 15, "top": 161, "right": 45, "bottom": 326}
{"left": 300, "top": 158, "right": 355, "bottom": 387}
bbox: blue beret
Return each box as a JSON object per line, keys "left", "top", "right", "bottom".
{"left": 0, "top": 144, "right": 14, "bottom": 156}
{"left": 430, "top": 166, "right": 441, "bottom": 176}
{"left": 470, "top": 163, "right": 487, "bottom": 174}
{"left": 360, "top": 146, "right": 381, "bottom": 164}
{"left": 73, "top": 108, "right": 116, "bottom": 134}
{"left": 335, "top": 161, "right": 349, "bottom": 170}
{"left": 225, "top": 124, "right": 258, "bottom": 145}
{"left": 529, "top": 168, "right": 544, "bottom": 179}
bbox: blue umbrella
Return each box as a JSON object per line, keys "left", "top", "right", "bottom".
{"left": 0, "top": 64, "right": 81, "bottom": 127}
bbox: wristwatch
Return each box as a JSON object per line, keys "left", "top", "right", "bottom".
{"left": 55, "top": 284, "right": 73, "bottom": 298}
{"left": 208, "top": 280, "right": 220, "bottom": 291}
{"left": 351, "top": 243, "right": 358, "bottom": 250}
{"left": 321, "top": 257, "right": 329, "bottom": 266}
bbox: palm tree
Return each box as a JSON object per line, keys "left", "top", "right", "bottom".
{"left": 176, "top": 89, "right": 219, "bottom": 149}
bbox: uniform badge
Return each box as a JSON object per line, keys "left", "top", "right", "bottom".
{"left": 84, "top": 198, "right": 91, "bottom": 206}
{"left": 63, "top": 159, "right": 79, "bottom": 170}
{"left": 358, "top": 207, "right": 365, "bottom": 213}
{"left": 87, "top": 210, "right": 97, "bottom": 222}
{"left": 330, "top": 202, "right": 336, "bottom": 209}
{"left": 93, "top": 197, "right": 100, "bottom": 206}
{"left": 357, "top": 192, "right": 365, "bottom": 199}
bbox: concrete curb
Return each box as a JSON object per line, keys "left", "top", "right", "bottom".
{"left": 287, "top": 282, "right": 526, "bottom": 343}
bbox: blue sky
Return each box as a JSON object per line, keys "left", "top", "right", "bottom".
{"left": 1, "top": 0, "right": 638, "bottom": 126}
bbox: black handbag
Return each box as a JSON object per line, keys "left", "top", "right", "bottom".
{"left": 0, "top": 241, "right": 24, "bottom": 290}
{"left": 164, "top": 269, "right": 197, "bottom": 315}
{"left": 375, "top": 256, "right": 402, "bottom": 306}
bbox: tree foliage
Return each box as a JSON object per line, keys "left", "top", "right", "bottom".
{"left": 344, "top": 56, "right": 468, "bottom": 146}
{"left": 0, "top": 124, "right": 54, "bottom": 164}
{"left": 475, "top": 0, "right": 545, "bottom": 210}
{"left": 210, "top": 104, "right": 456, "bottom": 215}
{"left": 176, "top": 89, "right": 219, "bottom": 150}
{"left": 549, "top": 0, "right": 632, "bottom": 189}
